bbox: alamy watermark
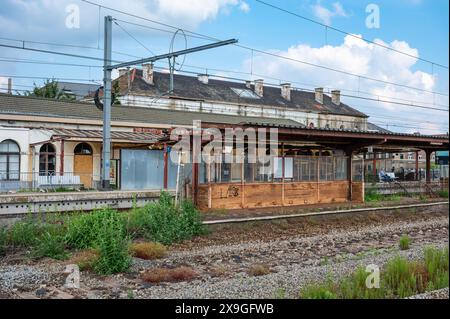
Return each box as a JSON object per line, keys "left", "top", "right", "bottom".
{"left": 366, "top": 4, "right": 380, "bottom": 29}
{"left": 65, "top": 4, "right": 80, "bottom": 29}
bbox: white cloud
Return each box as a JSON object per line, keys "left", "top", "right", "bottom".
{"left": 312, "top": 1, "right": 348, "bottom": 25}
{"left": 0, "top": 0, "right": 247, "bottom": 44}
{"left": 244, "top": 34, "right": 449, "bottom": 135}
{"left": 239, "top": 1, "right": 250, "bottom": 13}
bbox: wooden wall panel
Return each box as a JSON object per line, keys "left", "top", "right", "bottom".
{"left": 198, "top": 181, "right": 363, "bottom": 211}
{"left": 351, "top": 182, "right": 364, "bottom": 203}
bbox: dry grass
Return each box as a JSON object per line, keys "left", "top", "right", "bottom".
{"left": 68, "top": 249, "right": 99, "bottom": 271}
{"left": 130, "top": 242, "right": 167, "bottom": 260}
{"left": 209, "top": 264, "right": 228, "bottom": 277}
{"left": 141, "top": 266, "right": 197, "bottom": 284}
{"left": 247, "top": 264, "right": 271, "bottom": 277}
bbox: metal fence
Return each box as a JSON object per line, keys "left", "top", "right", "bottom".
{"left": 0, "top": 172, "right": 101, "bottom": 193}
{"left": 201, "top": 155, "right": 363, "bottom": 184}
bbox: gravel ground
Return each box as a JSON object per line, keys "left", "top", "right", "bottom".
{"left": 408, "top": 288, "right": 449, "bottom": 299}
{"left": 0, "top": 208, "right": 448, "bottom": 299}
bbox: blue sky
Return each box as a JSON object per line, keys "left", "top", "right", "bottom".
{"left": 0, "top": 0, "right": 448, "bottom": 134}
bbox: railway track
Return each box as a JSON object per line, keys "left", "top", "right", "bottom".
{"left": 203, "top": 201, "right": 449, "bottom": 225}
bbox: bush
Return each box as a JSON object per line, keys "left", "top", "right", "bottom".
{"left": 399, "top": 235, "right": 411, "bottom": 251}
{"left": 130, "top": 242, "right": 167, "bottom": 260}
{"left": 126, "top": 193, "right": 205, "bottom": 245}
{"left": 141, "top": 266, "right": 197, "bottom": 284}
{"left": 65, "top": 209, "right": 122, "bottom": 250}
{"left": 8, "top": 218, "right": 40, "bottom": 247}
{"left": 93, "top": 210, "right": 131, "bottom": 275}
{"left": 32, "top": 230, "right": 68, "bottom": 260}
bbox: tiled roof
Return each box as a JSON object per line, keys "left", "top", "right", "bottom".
{"left": 0, "top": 93, "right": 301, "bottom": 127}
{"left": 116, "top": 70, "right": 368, "bottom": 118}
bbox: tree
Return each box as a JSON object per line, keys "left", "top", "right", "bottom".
{"left": 24, "top": 79, "right": 75, "bottom": 101}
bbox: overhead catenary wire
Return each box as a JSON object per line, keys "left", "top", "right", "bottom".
{"left": 253, "top": 0, "right": 449, "bottom": 70}
{"left": 78, "top": 0, "right": 449, "bottom": 97}
{"left": 1, "top": 52, "right": 448, "bottom": 110}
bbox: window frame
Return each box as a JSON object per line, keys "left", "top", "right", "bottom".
{"left": 0, "top": 139, "right": 21, "bottom": 181}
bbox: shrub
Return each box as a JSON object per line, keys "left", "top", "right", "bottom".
{"left": 93, "top": 211, "right": 131, "bottom": 275}
{"left": 68, "top": 249, "right": 100, "bottom": 271}
{"left": 65, "top": 209, "right": 123, "bottom": 249}
{"left": 384, "top": 256, "right": 419, "bottom": 298}
{"left": 130, "top": 242, "right": 167, "bottom": 260}
{"left": 32, "top": 230, "right": 68, "bottom": 260}
{"left": 141, "top": 266, "right": 197, "bottom": 284}
{"left": 126, "top": 193, "right": 205, "bottom": 245}
{"left": 399, "top": 235, "right": 411, "bottom": 251}
{"left": 8, "top": 218, "right": 40, "bottom": 247}
{"left": 247, "top": 264, "right": 271, "bottom": 277}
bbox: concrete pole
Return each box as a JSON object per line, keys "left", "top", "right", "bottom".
{"left": 101, "top": 15, "right": 113, "bottom": 190}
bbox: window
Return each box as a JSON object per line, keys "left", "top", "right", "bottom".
{"left": 231, "top": 87, "right": 260, "bottom": 99}
{"left": 0, "top": 140, "right": 20, "bottom": 181}
{"left": 39, "top": 143, "right": 56, "bottom": 176}
{"left": 74, "top": 143, "right": 93, "bottom": 155}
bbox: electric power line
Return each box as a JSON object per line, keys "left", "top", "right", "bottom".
{"left": 78, "top": 0, "right": 449, "bottom": 97}
{"left": 254, "top": 0, "right": 449, "bottom": 69}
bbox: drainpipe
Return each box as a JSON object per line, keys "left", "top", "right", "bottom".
{"left": 60, "top": 139, "right": 65, "bottom": 176}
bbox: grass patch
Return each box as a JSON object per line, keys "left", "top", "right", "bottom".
{"left": 125, "top": 193, "right": 205, "bottom": 245}
{"left": 399, "top": 235, "right": 411, "bottom": 251}
{"left": 130, "top": 242, "right": 167, "bottom": 260}
{"left": 141, "top": 266, "right": 197, "bottom": 284}
{"left": 300, "top": 246, "right": 449, "bottom": 299}
{"left": 1, "top": 193, "right": 204, "bottom": 275}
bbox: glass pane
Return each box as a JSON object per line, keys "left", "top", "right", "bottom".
{"left": 0, "top": 140, "right": 19, "bottom": 152}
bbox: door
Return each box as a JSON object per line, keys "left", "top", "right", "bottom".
{"left": 74, "top": 143, "right": 93, "bottom": 188}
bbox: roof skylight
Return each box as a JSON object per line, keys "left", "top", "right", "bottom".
{"left": 231, "top": 87, "right": 260, "bottom": 99}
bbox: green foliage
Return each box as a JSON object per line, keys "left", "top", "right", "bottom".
{"left": 126, "top": 192, "right": 205, "bottom": 245}
{"left": 301, "top": 282, "right": 337, "bottom": 299}
{"left": 24, "top": 79, "right": 75, "bottom": 100}
{"left": 0, "top": 226, "right": 7, "bottom": 255}
{"left": 32, "top": 230, "right": 68, "bottom": 260}
{"left": 438, "top": 190, "right": 449, "bottom": 198}
{"left": 399, "top": 235, "right": 411, "bottom": 251}
{"left": 424, "top": 246, "right": 449, "bottom": 290}
{"left": 300, "top": 247, "right": 449, "bottom": 299}
{"left": 93, "top": 211, "right": 131, "bottom": 275}
{"left": 8, "top": 217, "right": 41, "bottom": 247}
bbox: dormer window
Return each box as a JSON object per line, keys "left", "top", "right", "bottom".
{"left": 231, "top": 88, "right": 260, "bottom": 99}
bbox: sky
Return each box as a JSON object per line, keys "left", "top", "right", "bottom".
{"left": 0, "top": 0, "right": 448, "bottom": 134}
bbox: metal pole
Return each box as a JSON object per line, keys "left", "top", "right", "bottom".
{"left": 102, "top": 15, "right": 113, "bottom": 190}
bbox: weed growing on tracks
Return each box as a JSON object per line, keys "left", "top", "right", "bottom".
{"left": 300, "top": 246, "right": 449, "bottom": 299}
{"left": 399, "top": 235, "right": 411, "bottom": 250}
{"left": 247, "top": 264, "right": 271, "bottom": 276}
{"left": 129, "top": 242, "right": 167, "bottom": 260}
{"left": 68, "top": 249, "right": 100, "bottom": 271}
{"left": 0, "top": 226, "right": 7, "bottom": 255}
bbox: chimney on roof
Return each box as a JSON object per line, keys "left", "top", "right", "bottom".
{"left": 245, "top": 80, "right": 251, "bottom": 89}
{"left": 197, "top": 74, "right": 209, "bottom": 85}
{"left": 142, "top": 63, "right": 154, "bottom": 85}
{"left": 315, "top": 87, "right": 323, "bottom": 104}
{"left": 254, "top": 79, "right": 264, "bottom": 97}
{"left": 7, "top": 78, "right": 12, "bottom": 94}
{"left": 331, "top": 90, "right": 341, "bottom": 105}
{"left": 118, "top": 68, "right": 128, "bottom": 77}
{"left": 281, "top": 83, "right": 291, "bottom": 101}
